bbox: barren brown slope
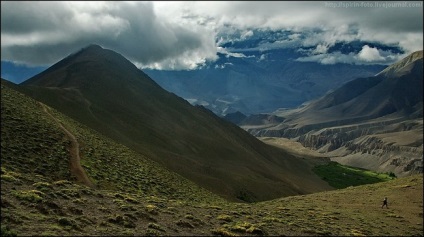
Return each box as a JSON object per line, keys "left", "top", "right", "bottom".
{"left": 244, "top": 50, "right": 423, "bottom": 177}
{"left": 17, "top": 45, "right": 332, "bottom": 202}
{"left": 278, "top": 50, "right": 423, "bottom": 127}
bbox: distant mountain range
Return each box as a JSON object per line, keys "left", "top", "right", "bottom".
{"left": 242, "top": 50, "right": 423, "bottom": 177}
{"left": 11, "top": 44, "right": 332, "bottom": 202}
{"left": 145, "top": 48, "right": 386, "bottom": 116}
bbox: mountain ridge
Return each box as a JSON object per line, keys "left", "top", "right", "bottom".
{"left": 377, "top": 50, "right": 423, "bottom": 78}
{"left": 15, "top": 44, "right": 333, "bottom": 202}
{"left": 242, "top": 50, "right": 423, "bottom": 177}
{"left": 283, "top": 50, "right": 423, "bottom": 125}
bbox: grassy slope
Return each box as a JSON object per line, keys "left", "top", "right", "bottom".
{"left": 2, "top": 167, "right": 422, "bottom": 236}
{"left": 18, "top": 45, "right": 332, "bottom": 202}
{"left": 19, "top": 85, "right": 329, "bottom": 202}
{"left": 2, "top": 80, "right": 423, "bottom": 236}
{"left": 1, "top": 80, "right": 224, "bottom": 202}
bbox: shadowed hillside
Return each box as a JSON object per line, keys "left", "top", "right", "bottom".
{"left": 16, "top": 45, "right": 332, "bottom": 202}
{"left": 1, "top": 79, "right": 223, "bottom": 203}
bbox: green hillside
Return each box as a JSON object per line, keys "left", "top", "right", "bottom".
{"left": 1, "top": 79, "right": 224, "bottom": 202}
{"left": 18, "top": 45, "right": 332, "bottom": 202}
{"left": 2, "top": 81, "right": 422, "bottom": 236}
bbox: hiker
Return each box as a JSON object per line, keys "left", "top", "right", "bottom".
{"left": 381, "top": 197, "right": 388, "bottom": 208}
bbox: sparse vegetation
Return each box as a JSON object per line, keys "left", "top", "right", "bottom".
{"left": 176, "top": 219, "right": 195, "bottom": 228}
{"left": 211, "top": 228, "right": 238, "bottom": 236}
{"left": 217, "top": 214, "right": 233, "bottom": 222}
{"left": 148, "top": 223, "right": 165, "bottom": 232}
{"left": 1, "top": 174, "right": 18, "bottom": 183}
{"left": 58, "top": 217, "right": 77, "bottom": 228}
{"left": 1, "top": 225, "right": 17, "bottom": 237}
{"left": 13, "top": 190, "right": 44, "bottom": 203}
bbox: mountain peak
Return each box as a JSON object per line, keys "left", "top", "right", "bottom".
{"left": 21, "top": 43, "right": 149, "bottom": 88}
{"left": 377, "top": 50, "right": 423, "bottom": 78}
{"left": 77, "top": 44, "right": 106, "bottom": 55}
{"left": 84, "top": 44, "right": 103, "bottom": 50}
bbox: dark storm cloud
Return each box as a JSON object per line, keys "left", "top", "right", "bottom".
{"left": 1, "top": 2, "right": 73, "bottom": 34}
{"left": 1, "top": 1, "right": 217, "bottom": 69}
{"left": 1, "top": 1, "right": 422, "bottom": 69}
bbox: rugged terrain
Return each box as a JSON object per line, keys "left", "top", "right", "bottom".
{"left": 242, "top": 50, "right": 423, "bottom": 177}
{"left": 11, "top": 45, "right": 333, "bottom": 202}
{"left": 2, "top": 79, "right": 423, "bottom": 236}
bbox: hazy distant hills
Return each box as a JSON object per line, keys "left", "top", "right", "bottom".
{"left": 243, "top": 50, "right": 423, "bottom": 177}
{"left": 16, "top": 44, "right": 332, "bottom": 202}
{"left": 145, "top": 48, "right": 386, "bottom": 115}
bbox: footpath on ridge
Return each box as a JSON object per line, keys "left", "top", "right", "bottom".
{"left": 39, "top": 102, "right": 94, "bottom": 188}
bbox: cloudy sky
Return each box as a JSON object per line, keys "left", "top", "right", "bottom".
{"left": 1, "top": 1, "right": 423, "bottom": 76}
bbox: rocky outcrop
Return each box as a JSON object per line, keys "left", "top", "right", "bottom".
{"left": 296, "top": 118, "right": 417, "bottom": 150}
{"left": 247, "top": 118, "right": 423, "bottom": 176}
{"left": 247, "top": 116, "right": 410, "bottom": 138}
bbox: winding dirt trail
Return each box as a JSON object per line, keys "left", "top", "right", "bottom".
{"left": 39, "top": 102, "right": 94, "bottom": 188}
